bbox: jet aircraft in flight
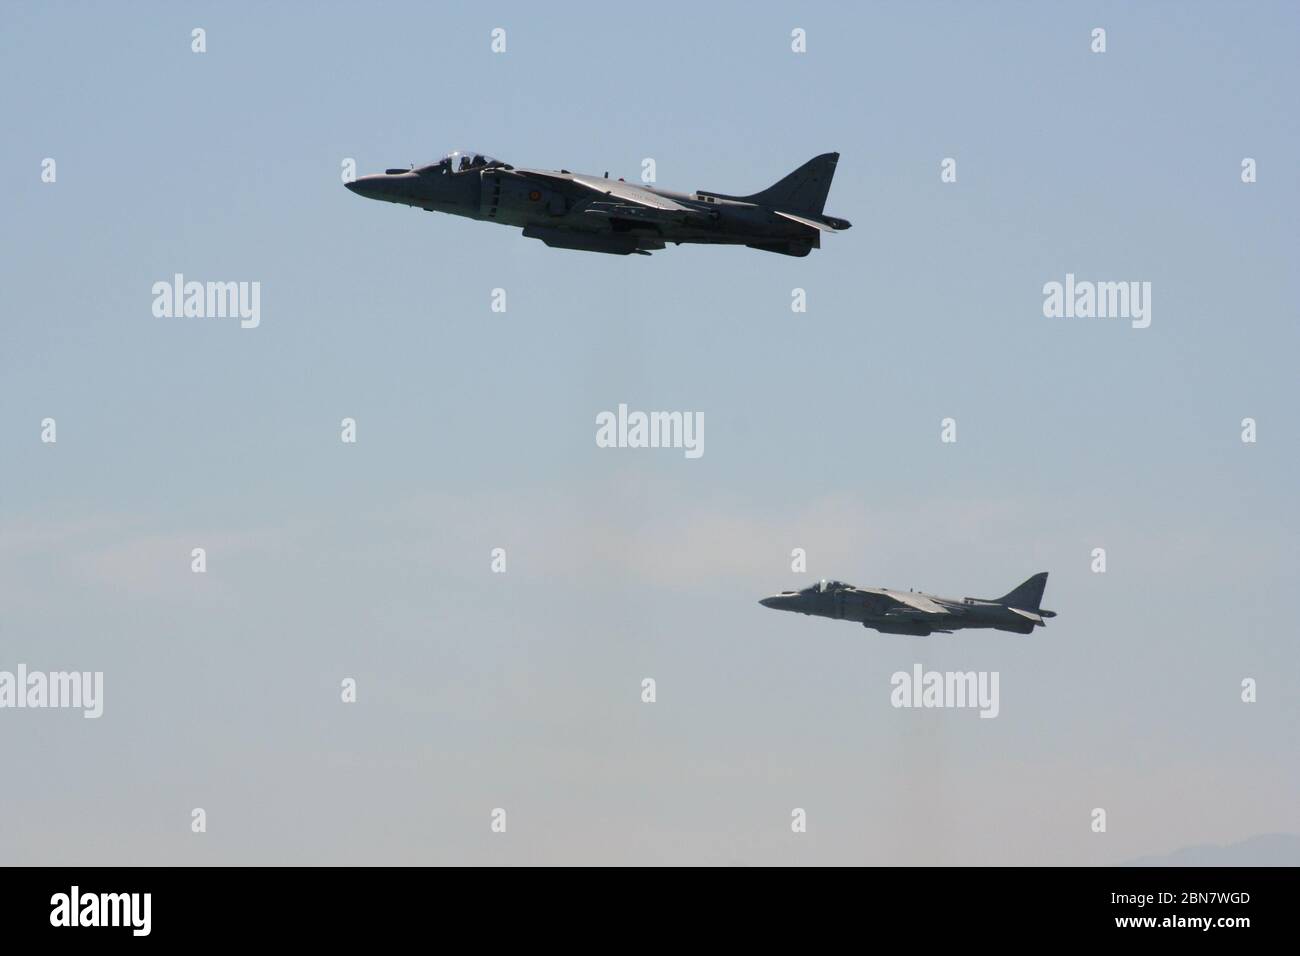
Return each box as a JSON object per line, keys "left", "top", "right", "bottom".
{"left": 345, "top": 149, "right": 850, "bottom": 256}
{"left": 759, "top": 573, "right": 1056, "bottom": 635}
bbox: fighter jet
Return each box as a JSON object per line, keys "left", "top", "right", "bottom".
{"left": 344, "top": 149, "right": 850, "bottom": 256}
{"left": 759, "top": 573, "right": 1057, "bottom": 635}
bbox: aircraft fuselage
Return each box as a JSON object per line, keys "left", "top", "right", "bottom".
{"left": 759, "top": 575, "right": 1055, "bottom": 636}
{"left": 345, "top": 152, "right": 851, "bottom": 256}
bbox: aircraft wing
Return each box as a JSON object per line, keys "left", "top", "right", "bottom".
{"left": 878, "top": 590, "right": 949, "bottom": 616}
{"left": 571, "top": 176, "right": 695, "bottom": 212}
{"left": 513, "top": 169, "right": 709, "bottom": 221}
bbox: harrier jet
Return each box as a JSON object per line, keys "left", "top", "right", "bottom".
{"left": 344, "top": 149, "right": 850, "bottom": 256}
{"left": 759, "top": 573, "right": 1056, "bottom": 635}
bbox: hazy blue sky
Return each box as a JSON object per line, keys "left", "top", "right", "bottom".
{"left": 2, "top": 1, "right": 1296, "bottom": 864}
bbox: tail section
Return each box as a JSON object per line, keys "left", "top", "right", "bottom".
{"left": 703, "top": 153, "right": 844, "bottom": 220}
{"left": 745, "top": 152, "right": 840, "bottom": 216}
{"left": 996, "top": 572, "right": 1049, "bottom": 612}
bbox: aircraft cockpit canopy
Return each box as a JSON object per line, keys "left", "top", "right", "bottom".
{"left": 803, "top": 579, "right": 847, "bottom": 594}
{"left": 419, "top": 150, "right": 508, "bottom": 174}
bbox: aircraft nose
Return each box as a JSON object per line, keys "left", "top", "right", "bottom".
{"left": 344, "top": 176, "right": 371, "bottom": 198}
{"left": 345, "top": 174, "right": 387, "bottom": 199}
{"left": 760, "top": 593, "right": 804, "bottom": 611}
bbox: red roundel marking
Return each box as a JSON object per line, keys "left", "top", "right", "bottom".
{"left": 528, "top": 190, "right": 541, "bottom": 201}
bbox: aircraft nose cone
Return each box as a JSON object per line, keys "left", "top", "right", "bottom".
{"left": 345, "top": 174, "right": 386, "bottom": 198}
{"left": 759, "top": 596, "right": 781, "bottom": 609}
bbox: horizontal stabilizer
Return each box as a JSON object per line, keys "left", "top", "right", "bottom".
{"left": 1007, "top": 607, "right": 1044, "bottom": 625}
{"left": 774, "top": 210, "right": 842, "bottom": 232}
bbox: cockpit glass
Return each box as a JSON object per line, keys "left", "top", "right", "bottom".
{"left": 415, "top": 151, "right": 507, "bottom": 175}
{"left": 804, "top": 579, "right": 842, "bottom": 593}
{"left": 440, "top": 150, "right": 503, "bottom": 173}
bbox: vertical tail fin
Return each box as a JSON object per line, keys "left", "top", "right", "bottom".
{"left": 735, "top": 153, "right": 841, "bottom": 216}
{"left": 996, "top": 572, "right": 1049, "bottom": 611}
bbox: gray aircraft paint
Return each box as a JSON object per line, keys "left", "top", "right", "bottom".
{"left": 759, "top": 572, "right": 1056, "bottom": 636}
{"left": 344, "top": 150, "right": 850, "bottom": 256}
